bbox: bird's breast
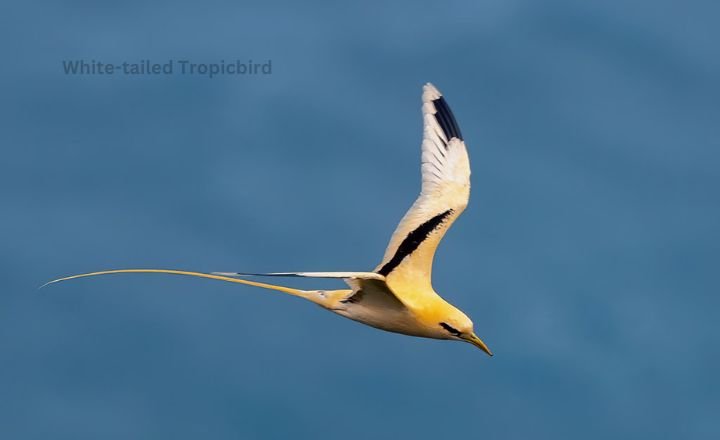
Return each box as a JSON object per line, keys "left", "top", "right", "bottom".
{"left": 333, "top": 298, "right": 442, "bottom": 339}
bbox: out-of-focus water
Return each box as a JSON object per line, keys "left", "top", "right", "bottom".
{"left": 1, "top": 1, "right": 718, "bottom": 439}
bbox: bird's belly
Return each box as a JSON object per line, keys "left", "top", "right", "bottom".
{"left": 334, "top": 305, "right": 435, "bottom": 338}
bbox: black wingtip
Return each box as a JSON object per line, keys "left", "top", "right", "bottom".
{"left": 433, "top": 95, "right": 463, "bottom": 141}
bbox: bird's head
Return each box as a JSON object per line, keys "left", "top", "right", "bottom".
{"left": 435, "top": 305, "right": 493, "bottom": 356}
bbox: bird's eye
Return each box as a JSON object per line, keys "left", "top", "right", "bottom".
{"left": 440, "top": 322, "right": 462, "bottom": 336}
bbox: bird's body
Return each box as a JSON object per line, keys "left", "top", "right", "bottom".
{"left": 45, "top": 83, "right": 493, "bottom": 355}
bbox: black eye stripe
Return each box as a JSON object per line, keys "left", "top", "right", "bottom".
{"left": 440, "top": 322, "right": 462, "bottom": 336}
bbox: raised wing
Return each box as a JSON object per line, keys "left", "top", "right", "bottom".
{"left": 375, "top": 83, "right": 471, "bottom": 295}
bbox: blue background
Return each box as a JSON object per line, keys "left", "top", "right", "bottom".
{"left": 2, "top": 1, "right": 718, "bottom": 439}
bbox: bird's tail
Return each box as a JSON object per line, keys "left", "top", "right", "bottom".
{"left": 41, "top": 268, "right": 309, "bottom": 298}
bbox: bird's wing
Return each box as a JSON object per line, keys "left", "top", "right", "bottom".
{"left": 375, "top": 83, "right": 471, "bottom": 294}
{"left": 213, "top": 272, "right": 410, "bottom": 312}
{"left": 211, "top": 271, "right": 385, "bottom": 280}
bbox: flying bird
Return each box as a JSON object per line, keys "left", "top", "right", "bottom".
{"left": 44, "top": 83, "right": 493, "bottom": 355}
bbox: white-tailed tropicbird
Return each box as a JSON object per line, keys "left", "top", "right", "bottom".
{"left": 44, "top": 83, "right": 492, "bottom": 355}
